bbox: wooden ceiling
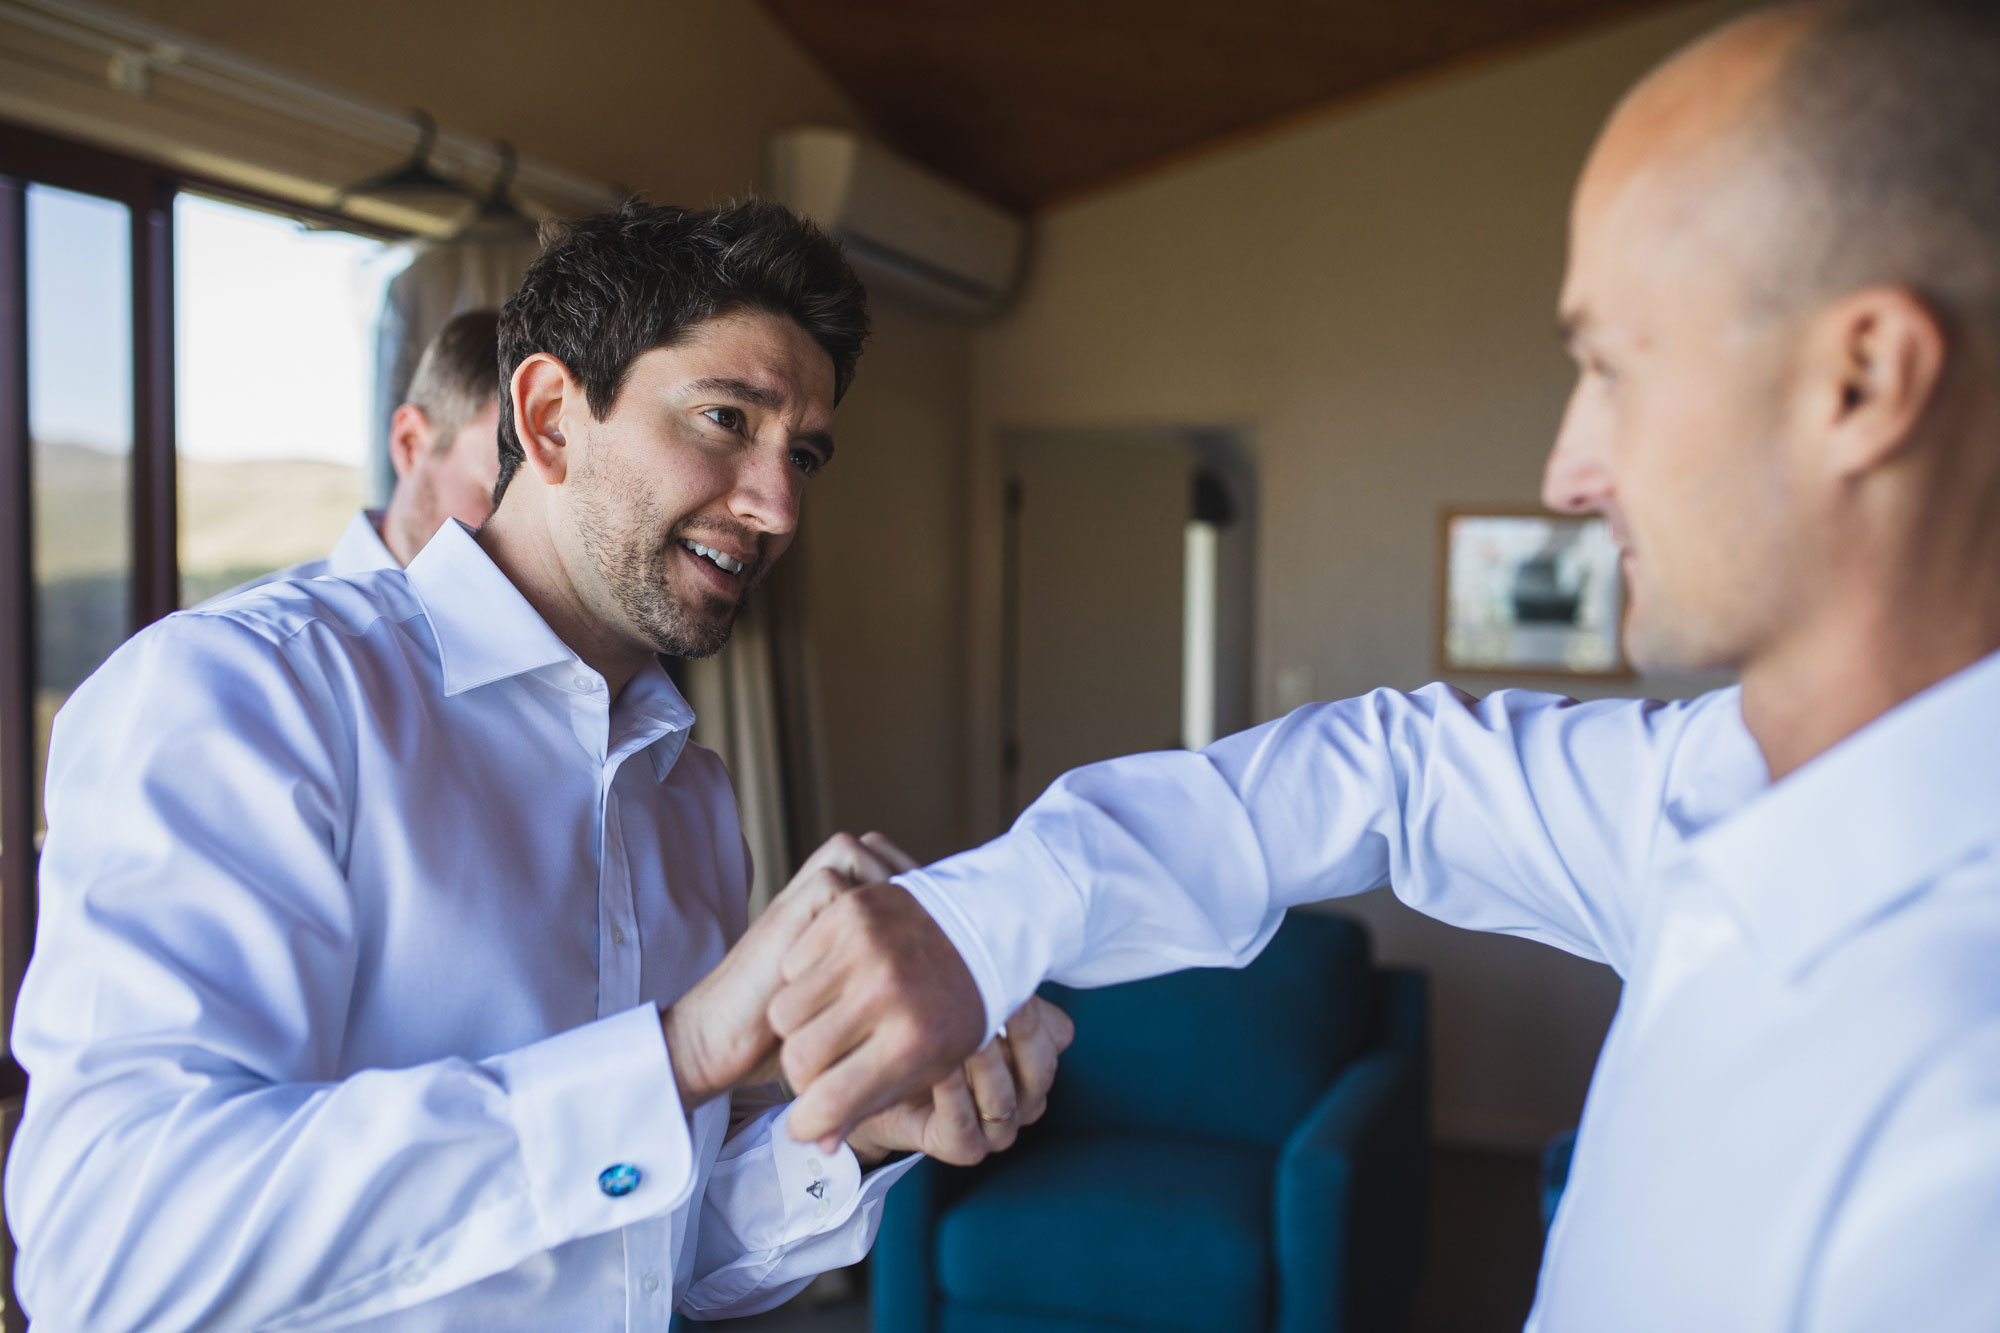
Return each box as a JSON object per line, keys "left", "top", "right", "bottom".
{"left": 755, "top": 0, "right": 1675, "bottom": 211}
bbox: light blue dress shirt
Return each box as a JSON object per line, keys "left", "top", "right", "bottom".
{"left": 8, "top": 520, "right": 913, "bottom": 1331}
{"left": 899, "top": 654, "right": 2000, "bottom": 1330}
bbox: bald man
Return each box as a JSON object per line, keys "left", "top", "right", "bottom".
{"left": 760, "top": 2, "right": 2000, "bottom": 1329}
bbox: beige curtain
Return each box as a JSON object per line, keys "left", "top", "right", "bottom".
{"left": 681, "top": 562, "right": 830, "bottom": 918}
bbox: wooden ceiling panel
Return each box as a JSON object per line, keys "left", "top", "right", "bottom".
{"left": 755, "top": 0, "right": 1674, "bottom": 210}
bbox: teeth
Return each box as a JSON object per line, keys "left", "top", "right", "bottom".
{"left": 680, "top": 539, "right": 745, "bottom": 575}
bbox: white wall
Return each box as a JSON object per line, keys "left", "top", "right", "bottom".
{"left": 966, "top": 0, "right": 1748, "bottom": 1147}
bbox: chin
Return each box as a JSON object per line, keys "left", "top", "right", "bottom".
{"left": 649, "top": 606, "right": 738, "bottom": 660}
{"left": 1622, "top": 608, "right": 1734, "bottom": 677}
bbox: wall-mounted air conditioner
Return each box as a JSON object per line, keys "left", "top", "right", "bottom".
{"left": 763, "top": 127, "right": 1025, "bottom": 320}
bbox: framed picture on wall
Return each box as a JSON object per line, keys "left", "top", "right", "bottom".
{"left": 1438, "top": 508, "right": 1628, "bottom": 676}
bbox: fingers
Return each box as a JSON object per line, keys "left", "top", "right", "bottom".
{"left": 858, "top": 831, "right": 921, "bottom": 875}
{"left": 924, "top": 1067, "right": 989, "bottom": 1166}
{"left": 767, "top": 882, "right": 988, "bottom": 1146}
{"left": 963, "top": 1040, "right": 1019, "bottom": 1152}
{"left": 787, "top": 1029, "right": 938, "bottom": 1152}
{"left": 999, "top": 997, "right": 1068, "bottom": 1126}
{"left": 755, "top": 866, "right": 849, "bottom": 943}
{"left": 787, "top": 832, "right": 897, "bottom": 897}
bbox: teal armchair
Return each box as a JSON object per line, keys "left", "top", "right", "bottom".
{"left": 872, "top": 910, "right": 1429, "bottom": 1333}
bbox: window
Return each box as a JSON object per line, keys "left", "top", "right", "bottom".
{"left": 175, "top": 194, "right": 403, "bottom": 605}
{"left": 25, "top": 185, "right": 132, "bottom": 832}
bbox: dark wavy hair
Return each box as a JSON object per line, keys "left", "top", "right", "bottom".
{"left": 492, "top": 197, "right": 869, "bottom": 503}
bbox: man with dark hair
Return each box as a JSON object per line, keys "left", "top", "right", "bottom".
{"left": 6, "top": 197, "right": 1067, "bottom": 1330}
{"left": 768, "top": 3, "right": 2000, "bottom": 1329}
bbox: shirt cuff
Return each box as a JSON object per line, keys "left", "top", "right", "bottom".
{"left": 765, "top": 1104, "right": 923, "bottom": 1233}
{"left": 895, "top": 830, "right": 1083, "bottom": 1040}
{"left": 485, "top": 1002, "right": 694, "bottom": 1248}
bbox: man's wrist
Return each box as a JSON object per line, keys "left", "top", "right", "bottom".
{"left": 659, "top": 1002, "right": 720, "bottom": 1114}
{"left": 845, "top": 1131, "right": 911, "bottom": 1170}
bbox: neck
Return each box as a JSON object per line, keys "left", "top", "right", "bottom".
{"left": 1741, "top": 545, "right": 2000, "bottom": 782}
{"left": 377, "top": 495, "right": 425, "bottom": 567}
{"left": 475, "top": 499, "right": 650, "bottom": 698}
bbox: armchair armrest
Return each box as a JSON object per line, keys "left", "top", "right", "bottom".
{"left": 1274, "top": 1011, "right": 1429, "bottom": 1330}
{"left": 872, "top": 1157, "right": 944, "bottom": 1333}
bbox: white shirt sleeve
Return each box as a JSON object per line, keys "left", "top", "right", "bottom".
{"left": 901, "top": 683, "right": 1707, "bottom": 1034}
{"left": 681, "top": 1100, "right": 920, "bottom": 1318}
{"left": 4, "top": 615, "right": 697, "bottom": 1332}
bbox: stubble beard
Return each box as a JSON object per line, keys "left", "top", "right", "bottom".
{"left": 574, "top": 477, "right": 766, "bottom": 661}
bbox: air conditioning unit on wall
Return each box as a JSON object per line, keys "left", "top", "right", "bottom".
{"left": 763, "top": 127, "right": 1026, "bottom": 319}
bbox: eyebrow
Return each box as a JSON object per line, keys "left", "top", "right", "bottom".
{"left": 686, "top": 376, "right": 787, "bottom": 409}
{"left": 686, "top": 376, "right": 836, "bottom": 461}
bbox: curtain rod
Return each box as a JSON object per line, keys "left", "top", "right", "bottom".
{"left": 0, "top": 0, "right": 619, "bottom": 213}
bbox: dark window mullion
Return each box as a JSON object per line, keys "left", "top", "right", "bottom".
{"left": 131, "top": 183, "right": 177, "bottom": 628}
{"left": 0, "top": 175, "right": 34, "bottom": 1056}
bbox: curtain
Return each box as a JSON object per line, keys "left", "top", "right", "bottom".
{"left": 682, "top": 557, "right": 829, "bottom": 917}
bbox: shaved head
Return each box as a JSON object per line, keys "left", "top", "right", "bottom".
{"left": 1755, "top": 1, "right": 2000, "bottom": 332}
{"left": 1736, "top": 0, "right": 2000, "bottom": 330}
{"left": 1578, "top": 0, "right": 2000, "bottom": 333}
{"left": 1547, "top": 0, "right": 2000, "bottom": 702}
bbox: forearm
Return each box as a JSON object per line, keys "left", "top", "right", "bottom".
{"left": 898, "top": 683, "right": 1686, "bottom": 1032}
{"left": 7, "top": 1004, "right": 692, "bottom": 1332}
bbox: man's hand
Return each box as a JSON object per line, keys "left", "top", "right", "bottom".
{"left": 768, "top": 842, "right": 991, "bottom": 1149}
{"left": 845, "top": 996, "right": 1075, "bottom": 1167}
{"left": 660, "top": 834, "right": 911, "bottom": 1114}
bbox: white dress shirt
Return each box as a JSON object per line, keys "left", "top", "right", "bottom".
{"left": 899, "top": 653, "right": 2000, "bottom": 1331}
{"left": 9, "top": 520, "right": 913, "bottom": 1332}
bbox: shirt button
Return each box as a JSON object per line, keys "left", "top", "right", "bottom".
{"left": 598, "top": 1163, "right": 642, "bottom": 1197}
{"left": 807, "top": 1157, "right": 824, "bottom": 1179}
{"left": 610, "top": 923, "right": 626, "bottom": 946}
{"left": 398, "top": 1264, "right": 424, "bottom": 1287}
{"left": 572, "top": 673, "right": 595, "bottom": 691}
{"left": 813, "top": 1200, "right": 829, "bottom": 1220}
{"left": 642, "top": 1270, "right": 662, "bottom": 1294}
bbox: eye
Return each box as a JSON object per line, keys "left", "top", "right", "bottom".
{"left": 789, "top": 447, "right": 825, "bottom": 478}
{"left": 702, "top": 405, "right": 746, "bottom": 432}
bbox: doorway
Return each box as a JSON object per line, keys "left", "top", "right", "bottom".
{"left": 997, "top": 426, "right": 1255, "bottom": 821}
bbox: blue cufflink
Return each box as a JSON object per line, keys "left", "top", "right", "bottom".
{"left": 598, "top": 1163, "right": 642, "bottom": 1198}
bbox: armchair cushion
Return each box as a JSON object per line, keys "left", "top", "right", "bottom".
{"left": 934, "top": 1131, "right": 1275, "bottom": 1331}
{"left": 1037, "top": 911, "right": 1372, "bottom": 1149}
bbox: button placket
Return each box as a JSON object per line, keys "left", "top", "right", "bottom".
{"left": 597, "top": 787, "right": 641, "bottom": 1016}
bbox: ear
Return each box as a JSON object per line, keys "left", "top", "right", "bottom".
{"left": 509, "top": 353, "right": 579, "bottom": 486}
{"left": 387, "top": 403, "right": 430, "bottom": 481}
{"left": 1808, "top": 285, "right": 1948, "bottom": 478}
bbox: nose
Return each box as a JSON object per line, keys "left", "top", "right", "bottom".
{"left": 728, "top": 445, "right": 802, "bottom": 538}
{"left": 1542, "top": 384, "right": 1614, "bottom": 516}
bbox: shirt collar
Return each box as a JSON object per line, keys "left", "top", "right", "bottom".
{"left": 1688, "top": 649, "right": 2000, "bottom": 979}
{"left": 326, "top": 509, "right": 398, "bottom": 578}
{"left": 404, "top": 522, "right": 697, "bottom": 780}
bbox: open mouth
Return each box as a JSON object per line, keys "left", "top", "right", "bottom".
{"left": 678, "top": 538, "right": 746, "bottom": 577}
